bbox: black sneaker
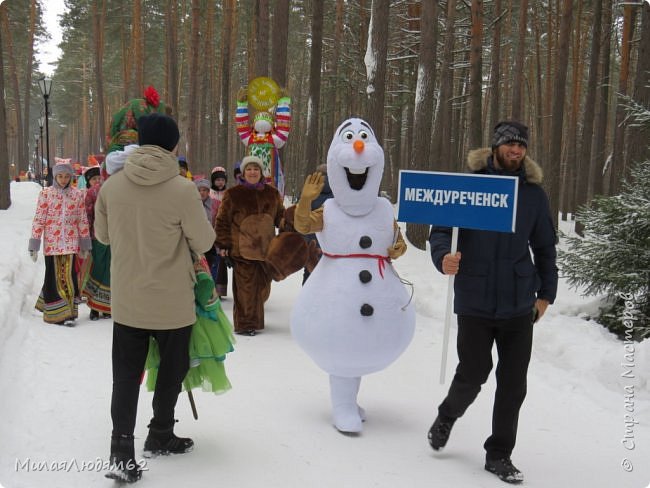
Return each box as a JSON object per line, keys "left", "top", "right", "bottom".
{"left": 105, "top": 434, "right": 143, "bottom": 483}
{"left": 90, "top": 310, "right": 100, "bottom": 321}
{"left": 427, "top": 415, "right": 455, "bottom": 451}
{"left": 143, "top": 429, "right": 193, "bottom": 458}
{"left": 485, "top": 457, "right": 524, "bottom": 484}
{"left": 102, "top": 313, "right": 112, "bottom": 319}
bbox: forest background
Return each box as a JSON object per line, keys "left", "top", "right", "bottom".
{"left": 0, "top": 0, "right": 649, "bottom": 246}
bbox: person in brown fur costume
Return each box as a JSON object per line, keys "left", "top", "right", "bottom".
{"left": 215, "top": 156, "right": 286, "bottom": 336}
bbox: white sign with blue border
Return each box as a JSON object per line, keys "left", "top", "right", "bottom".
{"left": 397, "top": 170, "right": 519, "bottom": 233}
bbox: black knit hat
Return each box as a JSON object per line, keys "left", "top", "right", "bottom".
{"left": 211, "top": 166, "right": 227, "bottom": 182}
{"left": 492, "top": 120, "right": 528, "bottom": 149}
{"left": 84, "top": 166, "right": 101, "bottom": 186}
{"left": 137, "top": 113, "right": 180, "bottom": 152}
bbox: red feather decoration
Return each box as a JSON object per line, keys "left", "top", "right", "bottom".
{"left": 144, "top": 85, "right": 160, "bottom": 108}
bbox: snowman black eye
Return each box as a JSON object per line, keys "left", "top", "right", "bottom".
{"left": 341, "top": 130, "right": 354, "bottom": 142}
{"left": 359, "top": 130, "right": 369, "bottom": 140}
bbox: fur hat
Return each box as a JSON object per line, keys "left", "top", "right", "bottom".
{"left": 83, "top": 166, "right": 101, "bottom": 186}
{"left": 492, "top": 120, "right": 528, "bottom": 149}
{"left": 240, "top": 155, "right": 263, "bottom": 174}
{"left": 137, "top": 113, "right": 180, "bottom": 152}
{"left": 52, "top": 161, "right": 74, "bottom": 177}
{"left": 194, "top": 178, "right": 211, "bottom": 190}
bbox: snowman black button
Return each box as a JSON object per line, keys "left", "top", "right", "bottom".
{"left": 359, "top": 235, "right": 372, "bottom": 249}
{"left": 360, "top": 304, "right": 374, "bottom": 316}
{"left": 359, "top": 270, "right": 372, "bottom": 283}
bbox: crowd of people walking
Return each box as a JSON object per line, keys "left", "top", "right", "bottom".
{"left": 24, "top": 90, "right": 557, "bottom": 485}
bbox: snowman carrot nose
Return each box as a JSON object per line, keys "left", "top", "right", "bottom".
{"left": 353, "top": 140, "right": 365, "bottom": 153}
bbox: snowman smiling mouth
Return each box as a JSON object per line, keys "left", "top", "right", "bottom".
{"left": 344, "top": 167, "right": 369, "bottom": 190}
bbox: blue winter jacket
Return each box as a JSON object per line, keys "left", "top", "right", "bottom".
{"left": 429, "top": 148, "right": 558, "bottom": 320}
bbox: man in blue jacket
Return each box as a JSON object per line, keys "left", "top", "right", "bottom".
{"left": 427, "top": 121, "right": 557, "bottom": 484}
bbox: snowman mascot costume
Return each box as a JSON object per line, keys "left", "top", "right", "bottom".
{"left": 291, "top": 118, "right": 416, "bottom": 434}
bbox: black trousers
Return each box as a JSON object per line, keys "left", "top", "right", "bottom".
{"left": 111, "top": 322, "right": 192, "bottom": 436}
{"left": 438, "top": 313, "right": 534, "bottom": 460}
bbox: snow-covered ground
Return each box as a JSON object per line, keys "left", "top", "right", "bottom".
{"left": 1, "top": 181, "right": 648, "bottom": 488}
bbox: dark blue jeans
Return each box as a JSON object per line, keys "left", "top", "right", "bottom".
{"left": 110, "top": 322, "right": 192, "bottom": 435}
{"left": 438, "top": 312, "right": 534, "bottom": 460}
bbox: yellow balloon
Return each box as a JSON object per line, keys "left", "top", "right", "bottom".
{"left": 248, "top": 77, "right": 280, "bottom": 111}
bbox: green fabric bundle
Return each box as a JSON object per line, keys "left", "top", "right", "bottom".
{"left": 107, "top": 86, "right": 167, "bottom": 154}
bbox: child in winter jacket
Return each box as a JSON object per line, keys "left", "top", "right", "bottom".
{"left": 209, "top": 166, "right": 229, "bottom": 295}
{"left": 28, "top": 161, "right": 92, "bottom": 325}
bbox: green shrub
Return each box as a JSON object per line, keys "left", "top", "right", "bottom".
{"left": 558, "top": 161, "right": 650, "bottom": 341}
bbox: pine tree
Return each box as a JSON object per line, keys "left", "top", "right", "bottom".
{"left": 558, "top": 159, "right": 650, "bottom": 340}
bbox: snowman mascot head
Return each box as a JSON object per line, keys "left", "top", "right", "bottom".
{"left": 327, "top": 118, "right": 384, "bottom": 216}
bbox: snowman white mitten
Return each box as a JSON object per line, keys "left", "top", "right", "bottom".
{"left": 329, "top": 375, "right": 363, "bottom": 433}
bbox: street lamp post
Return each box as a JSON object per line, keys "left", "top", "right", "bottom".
{"left": 38, "top": 77, "right": 53, "bottom": 186}
{"left": 34, "top": 134, "right": 40, "bottom": 184}
{"left": 38, "top": 116, "right": 45, "bottom": 186}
